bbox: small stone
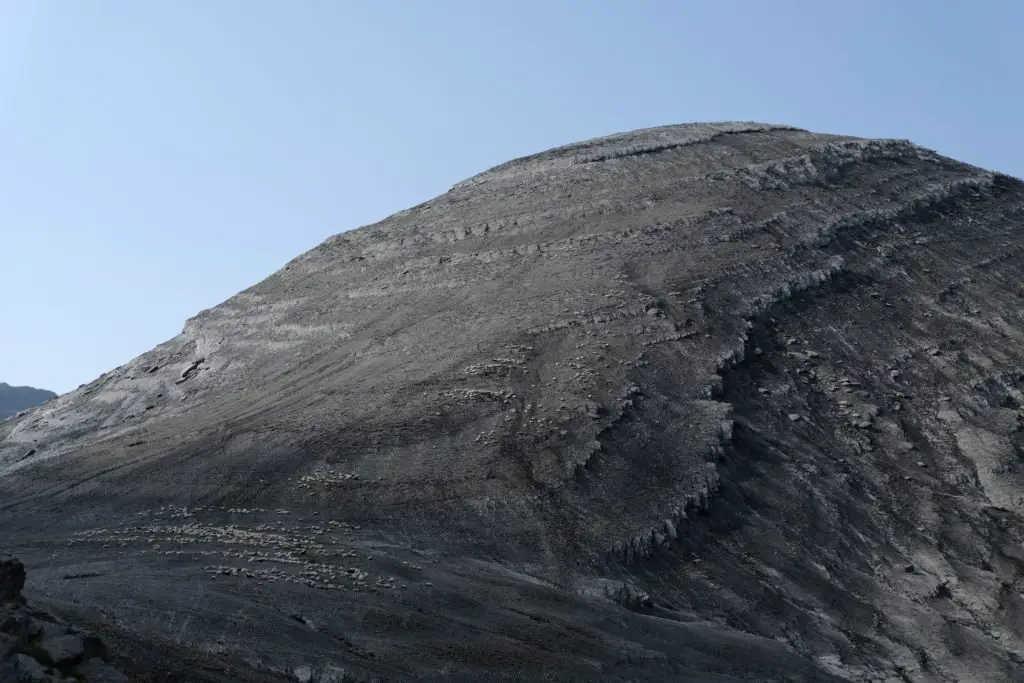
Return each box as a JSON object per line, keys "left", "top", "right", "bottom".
{"left": 788, "top": 413, "right": 801, "bottom": 422}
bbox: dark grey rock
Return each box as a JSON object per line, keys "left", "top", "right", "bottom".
{"left": 11, "top": 653, "right": 54, "bottom": 682}
{"left": 39, "top": 634, "right": 83, "bottom": 666}
{"left": 0, "top": 631, "right": 17, "bottom": 659}
{"left": 0, "top": 556, "right": 25, "bottom": 603}
{"left": 77, "top": 657, "right": 129, "bottom": 683}
{"left": 0, "top": 609, "right": 34, "bottom": 640}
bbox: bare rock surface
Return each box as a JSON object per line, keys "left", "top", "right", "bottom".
{"left": 2, "top": 122, "right": 1024, "bottom": 681}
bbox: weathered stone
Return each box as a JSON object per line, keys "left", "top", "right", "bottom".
{"left": 12, "top": 653, "right": 53, "bottom": 682}
{"left": 39, "top": 634, "right": 84, "bottom": 666}
{"left": 0, "top": 610, "right": 37, "bottom": 641}
{"left": 77, "top": 658, "right": 129, "bottom": 683}
{"left": 0, "top": 562, "right": 123, "bottom": 680}
{"left": 0, "top": 631, "right": 17, "bottom": 659}
{"left": 0, "top": 556, "right": 25, "bottom": 603}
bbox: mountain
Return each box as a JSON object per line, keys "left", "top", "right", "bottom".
{"left": 0, "top": 383, "right": 56, "bottom": 421}
{"left": 2, "top": 122, "right": 1023, "bottom": 682}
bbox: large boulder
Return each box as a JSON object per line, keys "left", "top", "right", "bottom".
{"left": 0, "top": 556, "right": 25, "bottom": 603}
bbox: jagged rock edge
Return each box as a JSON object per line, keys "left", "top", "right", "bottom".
{"left": 598, "top": 169, "right": 1010, "bottom": 573}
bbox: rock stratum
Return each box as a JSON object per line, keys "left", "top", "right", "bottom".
{"left": 2, "top": 122, "right": 1024, "bottom": 682}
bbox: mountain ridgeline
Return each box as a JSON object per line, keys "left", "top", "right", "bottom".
{"left": 0, "top": 383, "right": 56, "bottom": 421}
{"left": 2, "top": 122, "right": 1024, "bottom": 682}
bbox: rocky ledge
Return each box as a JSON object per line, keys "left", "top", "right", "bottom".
{"left": 1, "top": 555, "right": 127, "bottom": 683}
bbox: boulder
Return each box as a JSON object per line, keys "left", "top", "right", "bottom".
{"left": 0, "top": 556, "right": 26, "bottom": 603}
{"left": 11, "top": 653, "right": 55, "bottom": 682}
{"left": 40, "top": 634, "right": 85, "bottom": 666}
{"left": 78, "top": 657, "right": 130, "bottom": 683}
{"left": 1, "top": 631, "right": 17, "bottom": 659}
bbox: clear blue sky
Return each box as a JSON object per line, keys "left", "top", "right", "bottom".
{"left": 2, "top": 1, "right": 1021, "bottom": 394}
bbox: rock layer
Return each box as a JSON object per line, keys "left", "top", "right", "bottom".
{"left": 1, "top": 122, "right": 1024, "bottom": 681}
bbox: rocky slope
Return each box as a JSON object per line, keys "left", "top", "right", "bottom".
{"left": 0, "top": 384, "right": 56, "bottom": 422}
{"left": 1, "top": 555, "right": 127, "bottom": 682}
{"left": 1, "top": 122, "right": 1023, "bottom": 681}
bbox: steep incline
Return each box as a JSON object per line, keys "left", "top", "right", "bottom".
{"left": 1, "top": 122, "right": 1023, "bottom": 682}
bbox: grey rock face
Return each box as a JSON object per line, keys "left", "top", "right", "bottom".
{"left": 2, "top": 122, "right": 1024, "bottom": 681}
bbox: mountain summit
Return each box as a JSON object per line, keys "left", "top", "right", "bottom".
{"left": 2, "top": 122, "right": 1023, "bottom": 682}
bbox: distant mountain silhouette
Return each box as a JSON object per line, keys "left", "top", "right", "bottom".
{"left": 0, "top": 382, "right": 56, "bottom": 420}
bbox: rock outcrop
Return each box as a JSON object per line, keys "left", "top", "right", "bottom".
{"left": 1, "top": 555, "right": 127, "bottom": 682}
{"left": 1, "top": 122, "right": 1023, "bottom": 681}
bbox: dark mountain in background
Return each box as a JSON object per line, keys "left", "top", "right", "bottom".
{"left": 0, "top": 383, "right": 56, "bottom": 421}
{"left": 2, "top": 122, "right": 1024, "bottom": 682}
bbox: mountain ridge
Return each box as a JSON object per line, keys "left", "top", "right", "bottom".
{"left": 0, "top": 382, "right": 57, "bottom": 421}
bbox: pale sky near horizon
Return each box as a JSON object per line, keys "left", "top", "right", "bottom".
{"left": 2, "top": 1, "right": 1022, "bottom": 394}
